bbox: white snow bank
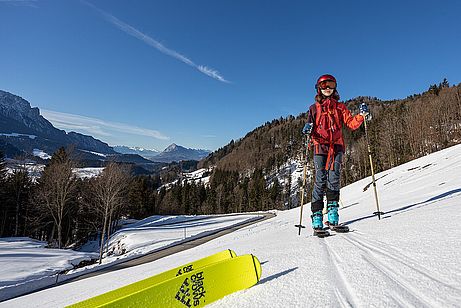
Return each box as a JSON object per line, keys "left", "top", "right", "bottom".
{"left": 101, "top": 214, "right": 263, "bottom": 263}
{"left": 0, "top": 238, "right": 97, "bottom": 302}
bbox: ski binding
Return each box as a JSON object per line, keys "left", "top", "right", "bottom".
{"left": 313, "top": 229, "right": 330, "bottom": 238}
{"left": 325, "top": 221, "right": 349, "bottom": 233}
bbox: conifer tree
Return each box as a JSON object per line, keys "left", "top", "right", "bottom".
{"left": 9, "top": 162, "right": 32, "bottom": 236}
{"left": 0, "top": 151, "right": 7, "bottom": 181}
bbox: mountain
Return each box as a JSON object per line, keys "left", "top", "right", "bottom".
{"left": 113, "top": 144, "right": 209, "bottom": 163}
{"left": 0, "top": 90, "right": 116, "bottom": 159}
{"left": 151, "top": 143, "right": 210, "bottom": 163}
{"left": 113, "top": 146, "right": 160, "bottom": 160}
{"left": 0, "top": 90, "right": 210, "bottom": 172}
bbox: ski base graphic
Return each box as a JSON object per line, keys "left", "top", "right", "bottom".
{"left": 68, "top": 250, "right": 261, "bottom": 307}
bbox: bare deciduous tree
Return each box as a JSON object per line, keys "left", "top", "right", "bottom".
{"left": 36, "top": 147, "right": 77, "bottom": 248}
{"left": 92, "top": 162, "right": 130, "bottom": 264}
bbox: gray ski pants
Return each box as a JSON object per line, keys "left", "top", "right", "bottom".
{"left": 311, "top": 152, "right": 343, "bottom": 213}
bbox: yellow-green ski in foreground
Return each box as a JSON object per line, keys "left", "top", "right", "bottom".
{"left": 68, "top": 249, "right": 236, "bottom": 308}
{"left": 69, "top": 250, "right": 262, "bottom": 307}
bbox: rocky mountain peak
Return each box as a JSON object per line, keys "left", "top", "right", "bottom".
{"left": 164, "top": 143, "right": 179, "bottom": 152}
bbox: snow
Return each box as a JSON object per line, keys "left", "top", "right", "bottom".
{"left": 182, "top": 168, "right": 212, "bottom": 186}
{"left": 0, "top": 214, "right": 262, "bottom": 302}
{"left": 2, "top": 144, "right": 461, "bottom": 307}
{"left": 79, "top": 149, "right": 107, "bottom": 158}
{"left": 73, "top": 167, "right": 104, "bottom": 179}
{"left": 160, "top": 168, "right": 212, "bottom": 190}
{"left": 5, "top": 162, "right": 44, "bottom": 182}
{"left": 81, "top": 214, "right": 263, "bottom": 265}
{"left": 32, "top": 149, "right": 51, "bottom": 160}
{"left": 0, "top": 238, "right": 96, "bottom": 302}
{"left": 0, "top": 133, "right": 37, "bottom": 139}
{"left": 6, "top": 165, "right": 104, "bottom": 181}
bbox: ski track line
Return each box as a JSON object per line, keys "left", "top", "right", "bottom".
{"left": 341, "top": 234, "right": 461, "bottom": 307}
{"left": 321, "top": 239, "right": 359, "bottom": 308}
{"left": 359, "top": 253, "right": 434, "bottom": 307}
{"left": 388, "top": 291, "right": 420, "bottom": 308}
{"left": 348, "top": 232, "right": 461, "bottom": 293}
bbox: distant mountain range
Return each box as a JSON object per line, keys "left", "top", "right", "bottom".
{"left": 0, "top": 90, "right": 210, "bottom": 165}
{"left": 112, "top": 146, "right": 160, "bottom": 160}
{"left": 113, "top": 144, "right": 210, "bottom": 163}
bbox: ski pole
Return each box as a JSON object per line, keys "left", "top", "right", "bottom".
{"left": 363, "top": 116, "right": 384, "bottom": 220}
{"left": 295, "top": 134, "right": 311, "bottom": 235}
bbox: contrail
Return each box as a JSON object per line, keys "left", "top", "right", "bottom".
{"left": 81, "top": 1, "right": 230, "bottom": 83}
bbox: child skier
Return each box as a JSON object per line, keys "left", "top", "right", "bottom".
{"left": 302, "top": 74, "right": 369, "bottom": 231}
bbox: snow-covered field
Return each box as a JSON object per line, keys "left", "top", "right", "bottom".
{"left": 0, "top": 238, "right": 96, "bottom": 302}
{"left": 5, "top": 163, "right": 104, "bottom": 180}
{"left": 2, "top": 144, "right": 461, "bottom": 307}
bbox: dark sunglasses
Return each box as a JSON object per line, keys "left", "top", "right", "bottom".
{"left": 318, "top": 80, "right": 337, "bottom": 90}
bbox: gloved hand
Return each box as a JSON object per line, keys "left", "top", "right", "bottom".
{"left": 302, "top": 122, "right": 313, "bottom": 135}
{"left": 359, "top": 103, "right": 369, "bottom": 116}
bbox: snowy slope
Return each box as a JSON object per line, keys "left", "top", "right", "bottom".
{"left": 2, "top": 144, "right": 461, "bottom": 307}
{"left": 0, "top": 238, "right": 96, "bottom": 302}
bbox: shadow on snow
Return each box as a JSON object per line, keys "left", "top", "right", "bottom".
{"left": 342, "top": 188, "right": 461, "bottom": 226}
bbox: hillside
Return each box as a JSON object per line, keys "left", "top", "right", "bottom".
{"left": 201, "top": 82, "right": 461, "bottom": 181}
{"left": 4, "top": 142, "right": 461, "bottom": 307}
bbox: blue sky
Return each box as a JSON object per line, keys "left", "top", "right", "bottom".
{"left": 1, "top": 0, "right": 460, "bottom": 151}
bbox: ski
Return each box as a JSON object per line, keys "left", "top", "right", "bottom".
{"left": 328, "top": 225, "right": 349, "bottom": 233}
{"left": 325, "top": 221, "right": 349, "bottom": 233}
{"left": 68, "top": 249, "right": 240, "bottom": 307}
{"left": 313, "top": 229, "right": 330, "bottom": 238}
{"left": 68, "top": 253, "right": 261, "bottom": 308}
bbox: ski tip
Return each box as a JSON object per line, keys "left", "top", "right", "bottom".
{"left": 251, "top": 255, "right": 262, "bottom": 282}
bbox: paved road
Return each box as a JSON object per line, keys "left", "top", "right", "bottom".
{"left": 64, "top": 212, "right": 276, "bottom": 282}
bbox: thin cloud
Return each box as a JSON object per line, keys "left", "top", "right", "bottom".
{"left": 41, "top": 109, "right": 170, "bottom": 141}
{"left": 0, "top": 0, "right": 38, "bottom": 8}
{"left": 81, "top": 0, "right": 230, "bottom": 83}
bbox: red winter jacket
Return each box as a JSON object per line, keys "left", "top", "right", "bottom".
{"left": 307, "top": 98, "right": 364, "bottom": 169}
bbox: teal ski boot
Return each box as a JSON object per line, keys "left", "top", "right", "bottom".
{"left": 327, "top": 201, "right": 339, "bottom": 226}
{"left": 326, "top": 201, "right": 349, "bottom": 232}
{"left": 311, "top": 211, "right": 323, "bottom": 230}
{"left": 311, "top": 211, "right": 329, "bottom": 237}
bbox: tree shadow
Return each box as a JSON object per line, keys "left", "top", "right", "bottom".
{"left": 259, "top": 267, "right": 298, "bottom": 285}
{"left": 342, "top": 188, "right": 461, "bottom": 226}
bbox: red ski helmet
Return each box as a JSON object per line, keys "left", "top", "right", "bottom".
{"left": 315, "top": 74, "right": 337, "bottom": 93}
